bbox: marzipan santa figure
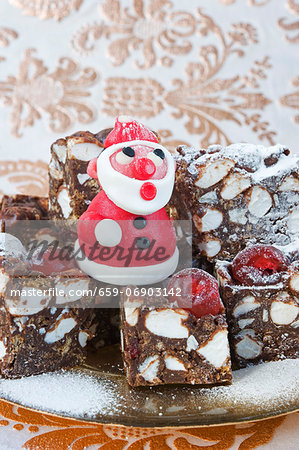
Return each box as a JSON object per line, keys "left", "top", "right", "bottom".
{"left": 76, "top": 116, "right": 178, "bottom": 285}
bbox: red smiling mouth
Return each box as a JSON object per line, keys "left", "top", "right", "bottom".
{"left": 140, "top": 182, "right": 157, "bottom": 200}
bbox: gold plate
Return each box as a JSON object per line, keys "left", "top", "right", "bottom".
{"left": 1, "top": 345, "right": 298, "bottom": 428}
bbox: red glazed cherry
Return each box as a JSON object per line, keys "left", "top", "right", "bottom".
{"left": 140, "top": 182, "right": 157, "bottom": 200}
{"left": 167, "top": 268, "right": 223, "bottom": 318}
{"left": 231, "top": 245, "right": 289, "bottom": 286}
{"left": 133, "top": 158, "right": 156, "bottom": 180}
{"left": 31, "top": 247, "right": 76, "bottom": 276}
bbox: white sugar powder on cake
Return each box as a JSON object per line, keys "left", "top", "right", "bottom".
{"left": 0, "top": 360, "right": 297, "bottom": 421}
{"left": 200, "top": 358, "right": 299, "bottom": 410}
{"left": 0, "top": 371, "right": 120, "bottom": 418}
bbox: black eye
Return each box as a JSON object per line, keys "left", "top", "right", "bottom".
{"left": 123, "top": 147, "right": 135, "bottom": 157}
{"left": 116, "top": 146, "right": 135, "bottom": 165}
{"left": 153, "top": 149, "right": 165, "bottom": 160}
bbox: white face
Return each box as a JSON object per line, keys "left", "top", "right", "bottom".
{"left": 97, "top": 140, "right": 175, "bottom": 215}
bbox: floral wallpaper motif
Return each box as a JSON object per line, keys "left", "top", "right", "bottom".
{"left": 158, "top": 129, "right": 190, "bottom": 152}
{"left": 278, "top": 0, "right": 299, "bottom": 126}
{"left": 0, "top": 27, "right": 18, "bottom": 48}
{"left": 103, "top": 11, "right": 274, "bottom": 147}
{"left": 280, "top": 76, "right": 299, "bottom": 124}
{"left": 278, "top": 0, "right": 299, "bottom": 43}
{"left": 165, "top": 58, "right": 274, "bottom": 147}
{"left": 8, "top": 0, "right": 83, "bottom": 21}
{"left": 0, "top": 26, "right": 18, "bottom": 61}
{"left": 0, "top": 49, "right": 97, "bottom": 137}
{"left": 219, "top": 0, "right": 272, "bottom": 4}
{"left": 72, "top": 0, "right": 199, "bottom": 68}
{"left": 103, "top": 77, "right": 164, "bottom": 118}
{"left": 0, "top": 160, "right": 48, "bottom": 198}
{"left": 0, "top": 0, "right": 297, "bottom": 149}
{"left": 249, "top": 0, "right": 272, "bottom": 4}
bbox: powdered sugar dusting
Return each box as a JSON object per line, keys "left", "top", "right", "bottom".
{"left": 0, "top": 359, "right": 297, "bottom": 425}
{"left": 199, "top": 359, "right": 299, "bottom": 411}
{"left": 0, "top": 371, "right": 121, "bottom": 418}
{"left": 176, "top": 143, "right": 298, "bottom": 183}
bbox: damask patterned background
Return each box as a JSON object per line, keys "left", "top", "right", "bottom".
{"left": 0, "top": 0, "right": 298, "bottom": 448}
{"left": 0, "top": 0, "right": 298, "bottom": 198}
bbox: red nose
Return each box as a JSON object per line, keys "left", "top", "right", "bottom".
{"left": 133, "top": 158, "right": 156, "bottom": 180}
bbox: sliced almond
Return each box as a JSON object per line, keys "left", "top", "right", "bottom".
{"left": 164, "top": 354, "right": 187, "bottom": 371}
{"left": 145, "top": 309, "right": 189, "bottom": 338}
{"left": 233, "top": 296, "right": 260, "bottom": 318}
{"left": 138, "top": 355, "right": 160, "bottom": 382}
{"left": 248, "top": 186, "right": 272, "bottom": 218}
{"left": 221, "top": 173, "right": 251, "bottom": 200}
{"left": 196, "top": 330, "right": 230, "bottom": 368}
{"left": 44, "top": 316, "right": 77, "bottom": 344}
{"left": 270, "top": 296, "right": 298, "bottom": 325}
{"left": 236, "top": 334, "right": 262, "bottom": 360}
{"left": 193, "top": 208, "right": 223, "bottom": 232}
{"left": 52, "top": 142, "right": 67, "bottom": 164}
{"left": 57, "top": 185, "right": 72, "bottom": 219}
{"left": 279, "top": 176, "right": 299, "bottom": 191}
{"left": 195, "top": 159, "right": 235, "bottom": 189}
{"left": 197, "top": 238, "right": 221, "bottom": 257}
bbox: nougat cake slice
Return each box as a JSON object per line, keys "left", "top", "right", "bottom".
{"left": 170, "top": 144, "right": 299, "bottom": 262}
{"left": 120, "top": 269, "right": 232, "bottom": 386}
{"left": 216, "top": 243, "right": 299, "bottom": 369}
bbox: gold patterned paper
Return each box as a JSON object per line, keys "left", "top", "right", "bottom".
{"left": 0, "top": 398, "right": 296, "bottom": 450}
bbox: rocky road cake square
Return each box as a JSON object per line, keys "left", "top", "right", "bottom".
{"left": 49, "top": 130, "right": 109, "bottom": 220}
{"left": 121, "top": 269, "right": 232, "bottom": 386}
{"left": 216, "top": 243, "right": 299, "bottom": 369}
{"left": 170, "top": 144, "right": 299, "bottom": 262}
{"left": 0, "top": 230, "right": 96, "bottom": 378}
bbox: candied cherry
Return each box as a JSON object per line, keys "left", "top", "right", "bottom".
{"left": 231, "top": 244, "right": 289, "bottom": 286}
{"left": 30, "top": 247, "right": 76, "bottom": 276}
{"left": 167, "top": 268, "right": 223, "bottom": 318}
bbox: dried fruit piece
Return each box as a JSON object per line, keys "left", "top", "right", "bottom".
{"left": 168, "top": 268, "right": 223, "bottom": 318}
{"left": 128, "top": 338, "right": 140, "bottom": 359}
{"left": 231, "top": 245, "right": 289, "bottom": 286}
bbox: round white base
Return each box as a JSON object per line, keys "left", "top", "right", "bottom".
{"left": 74, "top": 240, "right": 179, "bottom": 285}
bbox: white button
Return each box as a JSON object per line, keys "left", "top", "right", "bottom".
{"left": 94, "top": 219, "right": 122, "bottom": 247}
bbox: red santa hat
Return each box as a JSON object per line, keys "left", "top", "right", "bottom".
{"left": 104, "top": 116, "right": 159, "bottom": 148}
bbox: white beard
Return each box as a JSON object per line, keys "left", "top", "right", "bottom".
{"left": 97, "top": 140, "right": 175, "bottom": 215}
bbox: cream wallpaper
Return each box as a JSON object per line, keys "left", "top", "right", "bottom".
{"left": 0, "top": 0, "right": 298, "bottom": 198}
